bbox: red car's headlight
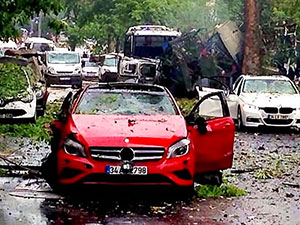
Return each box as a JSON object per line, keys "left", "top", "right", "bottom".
{"left": 63, "top": 138, "right": 87, "bottom": 157}
{"left": 167, "top": 139, "right": 190, "bottom": 158}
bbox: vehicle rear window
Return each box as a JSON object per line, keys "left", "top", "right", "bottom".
{"left": 75, "top": 89, "right": 177, "bottom": 115}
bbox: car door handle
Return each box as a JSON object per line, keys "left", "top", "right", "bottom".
{"left": 223, "top": 122, "right": 231, "bottom": 128}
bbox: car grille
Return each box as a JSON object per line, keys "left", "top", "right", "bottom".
{"left": 57, "top": 71, "right": 73, "bottom": 74}
{"left": 279, "top": 108, "right": 295, "bottom": 114}
{"left": 89, "top": 147, "right": 165, "bottom": 162}
{"left": 0, "top": 109, "right": 26, "bottom": 117}
{"left": 261, "top": 107, "right": 295, "bottom": 114}
{"left": 263, "top": 119, "right": 293, "bottom": 125}
{"left": 261, "top": 107, "right": 278, "bottom": 114}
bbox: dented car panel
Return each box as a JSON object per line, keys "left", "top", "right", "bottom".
{"left": 43, "top": 83, "right": 235, "bottom": 191}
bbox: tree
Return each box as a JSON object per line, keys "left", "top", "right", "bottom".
{"left": 0, "top": 0, "right": 61, "bottom": 39}
{"left": 242, "top": 0, "right": 261, "bottom": 75}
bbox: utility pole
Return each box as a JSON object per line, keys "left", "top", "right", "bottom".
{"left": 38, "top": 11, "right": 43, "bottom": 37}
{"left": 242, "top": 0, "right": 261, "bottom": 75}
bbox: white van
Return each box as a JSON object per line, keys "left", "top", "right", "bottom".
{"left": 25, "top": 37, "right": 54, "bottom": 53}
{"left": 44, "top": 51, "right": 82, "bottom": 88}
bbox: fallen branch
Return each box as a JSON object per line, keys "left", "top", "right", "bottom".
{"left": 230, "top": 168, "right": 260, "bottom": 174}
{"left": 0, "top": 156, "right": 41, "bottom": 177}
{"left": 282, "top": 182, "right": 300, "bottom": 188}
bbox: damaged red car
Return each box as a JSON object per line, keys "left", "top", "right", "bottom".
{"left": 42, "top": 83, "right": 235, "bottom": 193}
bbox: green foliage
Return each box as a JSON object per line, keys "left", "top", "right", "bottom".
{"left": 0, "top": 0, "right": 62, "bottom": 39}
{"left": 176, "top": 98, "right": 197, "bottom": 116}
{"left": 0, "top": 63, "right": 29, "bottom": 99}
{"left": 0, "top": 168, "right": 8, "bottom": 176}
{"left": 0, "top": 103, "right": 60, "bottom": 141}
{"left": 195, "top": 184, "right": 247, "bottom": 198}
{"left": 63, "top": 0, "right": 238, "bottom": 51}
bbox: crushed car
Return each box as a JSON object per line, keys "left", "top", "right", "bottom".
{"left": 119, "top": 25, "right": 181, "bottom": 83}
{"left": 0, "top": 56, "right": 48, "bottom": 122}
{"left": 41, "top": 83, "right": 235, "bottom": 194}
{"left": 197, "top": 75, "right": 300, "bottom": 129}
{"left": 99, "top": 53, "right": 122, "bottom": 82}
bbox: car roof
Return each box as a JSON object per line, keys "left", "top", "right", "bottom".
{"left": 47, "top": 51, "right": 79, "bottom": 54}
{"left": 87, "top": 82, "right": 167, "bottom": 93}
{"left": 241, "top": 75, "right": 291, "bottom": 80}
{"left": 25, "top": 37, "right": 53, "bottom": 44}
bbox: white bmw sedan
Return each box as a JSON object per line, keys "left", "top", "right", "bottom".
{"left": 197, "top": 75, "right": 300, "bottom": 129}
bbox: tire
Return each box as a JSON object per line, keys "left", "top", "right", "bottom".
{"left": 41, "top": 152, "right": 62, "bottom": 193}
{"left": 236, "top": 106, "right": 244, "bottom": 131}
{"left": 195, "top": 171, "right": 223, "bottom": 186}
{"left": 177, "top": 185, "right": 195, "bottom": 198}
{"left": 29, "top": 112, "right": 37, "bottom": 123}
{"left": 46, "top": 79, "right": 51, "bottom": 87}
{"left": 72, "top": 82, "right": 82, "bottom": 89}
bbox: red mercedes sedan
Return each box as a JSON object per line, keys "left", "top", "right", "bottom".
{"left": 42, "top": 83, "right": 235, "bottom": 193}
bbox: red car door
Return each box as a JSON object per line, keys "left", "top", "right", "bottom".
{"left": 186, "top": 92, "right": 235, "bottom": 174}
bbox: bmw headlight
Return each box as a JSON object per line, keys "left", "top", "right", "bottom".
{"left": 63, "top": 138, "right": 86, "bottom": 157}
{"left": 167, "top": 139, "right": 190, "bottom": 158}
{"left": 48, "top": 67, "right": 55, "bottom": 74}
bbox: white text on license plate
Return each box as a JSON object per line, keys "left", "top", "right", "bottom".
{"left": 269, "top": 114, "right": 289, "bottom": 119}
{"left": 105, "top": 166, "right": 147, "bottom": 175}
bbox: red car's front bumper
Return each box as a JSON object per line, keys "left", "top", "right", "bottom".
{"left": 57, "top": 149, "right": 194, "bottom": 187}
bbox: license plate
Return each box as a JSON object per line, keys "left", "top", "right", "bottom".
{"left": 268, "top": 114, "right": 289, "bottom": 119}
{"left": 60, "top": 77, "right": 71, "bottom": 80}
{"left": 0, "top": 114, "right": 13, "bottom": 119}
{"left": 105, "top": 165, "right": 147, "bottom": 175}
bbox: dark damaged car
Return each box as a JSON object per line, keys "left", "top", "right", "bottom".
{"left": 42, "top": 83, "right": 235, "bottom": 194}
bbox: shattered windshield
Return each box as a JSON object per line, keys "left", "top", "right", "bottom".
{"left": 47, "top": 53, "right": 80, "bottom": 64}
{"left": 75, "top": 89, "right": 176, "bottom": 115}
{"left": 103, "top": 57, "right": 118, "bottom": 67}
{"left": 243, "top": 79, "right": 297, "bottom": 94}
{"left": 32, "top": 43, "right": 52, "bottom": 52}
{"left": 133, "top": 35, "right": 176, "bottom": 58}
{"left": 84, "top": 61, "right": 98, "bottom": 67}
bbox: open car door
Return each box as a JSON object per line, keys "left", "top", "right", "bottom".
{"left": 186, "top": 91, "right": 235, "bottom": 175}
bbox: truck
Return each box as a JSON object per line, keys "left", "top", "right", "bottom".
{"left": 119, "top": 25, "right": 181, "bottom": 83}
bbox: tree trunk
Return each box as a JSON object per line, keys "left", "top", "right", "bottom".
{"left": 242, "top": 0, "right": 261, "bottom": 75}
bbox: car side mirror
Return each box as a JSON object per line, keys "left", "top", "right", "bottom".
{"left": 185, "top": 114, "right": 195, "bottom": 125}
{"left": 195, "top": 117, "right": 208, "bottom": 134}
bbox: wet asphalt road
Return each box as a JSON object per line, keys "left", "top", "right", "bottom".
{"left": 0, "top": 86, "right": 299, "bottom": 225}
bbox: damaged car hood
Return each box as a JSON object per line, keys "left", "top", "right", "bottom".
{"left": 240, "top": 93, "right": 300, "bottom": 108}
{"left": 71, "top": 114, "right": 187, "bottom": 147}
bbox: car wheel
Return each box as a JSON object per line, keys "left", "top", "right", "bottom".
{"left": 177, "top": 185, "right": 195, "bottom": 198}
{"left": 194, "top": 171, "right": 223, "bottom": 186}
{"left": 29, "top": 112, "right": 37, "bottom": 123}
{"left": 41, "top": 152, "right": 62, "bottom": 193}
{"left": 236, "top": 107, "right": 244, "bottom": 131}
{"left": 46, "top": 79, "right": 51, "bottom": 87}
{"left": 72, "top": 82, "right": 82, "bottom": 89}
